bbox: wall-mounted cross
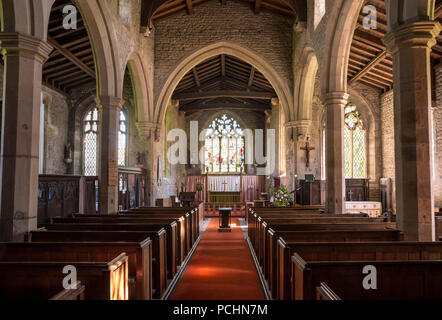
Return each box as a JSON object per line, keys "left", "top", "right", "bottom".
{"left": 300, "top": 139, "right": 315, "bottom": 168}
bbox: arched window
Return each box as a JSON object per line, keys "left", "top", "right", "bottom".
{"left": 344, "top": 105, "right": 366, "bottom": 178}
{"left": 83, "top": 107, "right": 99, "bottom": 176}
{"left": 204, "top": 115, "right": 245, "bottom": 174}
{"left": 118, "top": 109, "right": 128, "bottom": 167}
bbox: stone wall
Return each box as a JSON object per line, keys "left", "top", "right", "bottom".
{"left": 149, "top": 101, "right": 187, "bottom": 204}
{"left": 380, "top": 90, "right": 396, "bottom": 211}
{"left": 42, "top": 87, "right": 70, "bottom": 175}
{"left": 153, "top": 0, "right": 293, "bottom": 104}
{"left": 433, "top": 64, "right": 442, "bottom": 208}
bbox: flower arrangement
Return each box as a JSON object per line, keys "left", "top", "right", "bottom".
{"left": 270, "top": 185, "right": 293, "bottom": 207}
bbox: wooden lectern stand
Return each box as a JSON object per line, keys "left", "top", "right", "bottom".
{"left": 218, "top": 207, "right": 232, "bottom": 232}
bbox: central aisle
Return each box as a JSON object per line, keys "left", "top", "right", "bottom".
{"left": 170, "top": 218, "right": 266, "bottom": 300}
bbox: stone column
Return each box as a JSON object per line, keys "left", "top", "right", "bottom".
{"left": 97, "top": 96, "right": 124, "bottom": 214}
{"left": 383, "top": 21, "right": 441, "bottom": 241}
{"left": 322, "top": 92, "right": 349, "bottom": 214}
{"left": 0, "top": 33, "right": 52, "bottom": 241}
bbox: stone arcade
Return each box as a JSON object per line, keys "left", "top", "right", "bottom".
{"left": 0, "top": 0, "right": 442, "bottom": 301}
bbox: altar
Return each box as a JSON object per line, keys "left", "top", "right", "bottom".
{"left": 208, "top": 191, "right": 242, "bottom": 203}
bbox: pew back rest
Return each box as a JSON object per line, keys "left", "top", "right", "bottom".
{"left": 292, "top": 255, "right": 442, "bottom": 300}
{"left": 0, "top": 253, "right": 128, "bottom": 300}
{"left": 279, "top": 230, "right": 403, "bottom": 243}
{"left": 316, "top": 283, "right": 341, "bottom": 301}
{"left": 290, "top": 242, "right": 442, "bottom": 262}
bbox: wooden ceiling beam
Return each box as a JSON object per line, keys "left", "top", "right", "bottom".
{"left": 349, "top": 51, "right": 388, "bottom": 84}
{"left": 47, "top": 37, "right": 96, "bottom": 78}
{"left": 186, "top": 0, "right": 194, "bottom": 14}
{"left": 180, "top": 102, "right": 271, "bottom": 112}
{"left": 248, "top": 67, "right": 256, "bottom": 87}
{"left": 174, "top": 90, "right": 275, "bottom": 101}
{"left": 255, "top": 0, "right": 262, "bottom": 13}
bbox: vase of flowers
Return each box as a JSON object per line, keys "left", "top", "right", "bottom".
{"left": 270, "top": 185, "right": 293, "bottom": 207}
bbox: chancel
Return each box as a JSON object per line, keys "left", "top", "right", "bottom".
{"left": 1, "top": 0, "right": 442, "bottom": 303}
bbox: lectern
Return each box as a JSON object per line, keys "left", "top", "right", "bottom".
{"left": 218, "top": 207, "right": 232, "bottom": 232}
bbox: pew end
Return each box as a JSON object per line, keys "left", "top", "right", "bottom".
{"left": 316, "top": 283, "right": 341, "bottom": 301}
{"left": 50, "top": 281, "right": 85, "bottom": 300}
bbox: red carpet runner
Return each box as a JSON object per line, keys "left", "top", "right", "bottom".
{"left": 170, "top": 218, "right": 265, "bottom": 300}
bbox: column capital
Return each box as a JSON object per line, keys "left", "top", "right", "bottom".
{"left": 383, "top": 21, "right": 442, "bottom": 54}
{"left": 321, "top": 92, "right": 349, "bottom": 106}
{"left": 136, "top": 121, "right": 161, "bottom": 142}
{"left": 96, "top": 96, "right": 124, "bottom": 111}
{"left": 0, "top": 33, "right": 53, "bottom": 64}
{"left": 284, "top": 119, "right": 312, "bottom": 129}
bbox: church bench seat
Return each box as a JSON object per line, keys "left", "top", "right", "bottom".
{"left": 292, "top": 254, "right": 442, "bottom": 300}
{"left": 0, "top": 241, "right": 150, "bottom": 300}
{"left": 50, "top": 281, "right": 85, "bottom": 300}
{"left": 260, "top": 222, "right": 396, "bottom": 294}
{"left": 26, "top": 230, "right": 166, "bottom": 299}
{"left": 290, "top": 242, "right": 442, "bottom": 300}
{"left": 54, "top": 215, "right": 188, "bottom": 266}
{"left": 316, "top": 283, "right": 341, "bottom": 301}
{"left": 122, "top": 209, "right": 199, "bottom": 249}
{"left": 250, "top": 215, "right": 387, "bottom": 262}
{"left": 0, "top": 253, "right": 128, "bottom": 300}
{"left": 42, "top": 222, "right": 178, "bottom": 280}
{"left": 275, "top": 230, "right": 403, "bottom": 300}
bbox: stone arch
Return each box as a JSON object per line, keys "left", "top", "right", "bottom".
{"left": 72, "top": 0, "right": 119, "bottom": 99}
{"left": 123, "top": 52, "right": 152, "bottom": 124}
{"left": 295, "top": 46, "right": 319, "bottom": 121}
{"left": 321, "top": 0, "right": 365, "bottom": 94}
{"left": 1, "top": 0, "right": 55, "bottom": 39}
{"left": 155, "top": 41, "right": 294, "bottom": 128}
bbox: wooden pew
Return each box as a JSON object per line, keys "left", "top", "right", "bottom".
{"left": 262, "top": 222, "right": 396, "bottom": 296}
{"left": 50, "top": 281, "right": 85, "bottom": 300}
{"left": 122, "top": 209, "right": 197, "bottom": 253}
{"left": 123, "top": 207, "right": 199, "bottom": 245}
{"left": 44, "top": 221, "right": 178, "bottom": 279}
{"left": 0, "top": 240, "right": 152, "bottom": 300}
{"left": 248, "top": 210, "right": 373, "bottom": 250}
{"left": 0, "top": 253, "right": 128, "bottom": 300}
{"left": 72, "top": 213, "right": 192, "bottom": 258}
{"left": 255, "top": 217, "right": 389, "bottom": 263}
{"left": 290, "top": 241, "right": 442, "bottom": 300}
{"left": 26, "top": 230, "right": 166, "bottom": 299}
{"left": 275, "top": 229, "right": 403, "bottom": 300}
{"left": 251, "top": 215, "right": 390, "bottom": 284}
{"left": 316, "top": 283, "right": 341, "bottom": 301}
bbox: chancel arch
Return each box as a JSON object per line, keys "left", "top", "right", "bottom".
{"left": 154, "top": 41, "right": 294, "bottom": 129}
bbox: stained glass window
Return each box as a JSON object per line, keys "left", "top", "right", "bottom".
{"left": 118, "top": 109, "right": 127, "bottom": 167}
{"left": 204, "top": 114, "right": 245, "bottom": 174}
{"left": 84, "top": 107, "right": 99, "bottom": 176}
{"left": 344, "top": 105, "right": 366, "bottom": 178}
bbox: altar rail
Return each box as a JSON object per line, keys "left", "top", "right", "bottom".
{"left": 38, "top": 175, "right": 97, "bottom": 223}
{"left": 204, "top": 202, "right": 246, "bottom": 218}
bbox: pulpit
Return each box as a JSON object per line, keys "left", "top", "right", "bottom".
{"left": 296, "top": 180, "right": 324, "bottom": 205}
{"left": 218, "top": 207, "right": 232, "bottom": 232}
{"left": 179, "top": 192, "right": 196, "bottom": 207}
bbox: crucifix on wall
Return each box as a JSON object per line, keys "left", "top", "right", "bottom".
{"left": 301, "top": 138, "right": 315, "bottom": 168}
{"left": 222, "top": 181, "right": 228, "bottom": 192}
